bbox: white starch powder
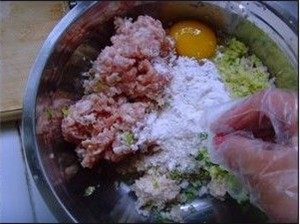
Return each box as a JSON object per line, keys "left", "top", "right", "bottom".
{"left": 133, "top": 56, "right": 231, "bottom": 172}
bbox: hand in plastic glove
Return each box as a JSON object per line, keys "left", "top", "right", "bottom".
{"left": 210, "top": 88, "right": 298, "bottom": 223}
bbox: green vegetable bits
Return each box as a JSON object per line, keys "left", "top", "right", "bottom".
{"left": 168, "top": 170, "right": 182, "bottom": 181}
{"left": 195, "top": 147, "right": 211, "bottom": 164}
{"left": 61, "top": 107, "right": 69, "bottom": 117}
{"left": 195, "top": 148, "right": 249, "bottom": 203}
{"left": 121, "top": 131, "right": 135, "bottom": 145}
{"left": 215, "top": 38, "right": 271, "bottom": 97}
{"left": 46, "top": 108, "right": 53, "bottom": 120}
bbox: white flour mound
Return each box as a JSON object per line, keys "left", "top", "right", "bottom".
{"left": 132, "top": 56, "right": 231, "bottom": 172}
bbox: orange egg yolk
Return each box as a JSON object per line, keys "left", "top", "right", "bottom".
{"left": 169, "top": 20, "right": 217, "bottom": 60}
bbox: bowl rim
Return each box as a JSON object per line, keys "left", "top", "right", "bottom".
{"left": 21, "top": 1, "right": 98, "bottom": 222}
{"left": 21, "top": 1, "right": 298, "bottom": 222}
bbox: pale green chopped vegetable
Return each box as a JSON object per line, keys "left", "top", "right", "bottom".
{"left": 84, "top": 186, "right": 96, "bottom": 197}
{"left": 122, "top": 131, "right": 135, "bottom": 145}
{"left": 46, "top": 108, "right": 53, "bottom": 119}
{"left": 182, "top": 185, "right": 199, "bottom": 202}
{"left": 208, "top": 165, "right": 228, "bottom": 180}
{"left": 215, "top": 38, "right": 270, "bottom": 97}
{"left": 168, "top": 169, "right": 182, "bottom": 181}
{"left": 61, "top": 107, "right": 69, "bottom": 117}
{"left": 195, "top": 148, "right": 212, "bottom": 166}
{"left": 234, "top": 19, "right": 297, "bottom": 90}
{"left": 195, "top": 148, "right": 249, "bottom": 203}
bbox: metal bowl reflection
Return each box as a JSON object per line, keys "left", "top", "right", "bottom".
{"left": 22, "top": 1, "right": 297, "bottom": 223}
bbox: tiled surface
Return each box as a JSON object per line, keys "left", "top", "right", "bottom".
{"left": 0, "top": 122, "right": 57, "bottom": 223}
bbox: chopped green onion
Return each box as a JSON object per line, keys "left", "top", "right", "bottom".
{"left": 168, "top": 169, "right": 182, "bottom": 180}
{"left": 195, "top": 148, "right": 211, "bottom": 164}
{"left": 215, "top": 38, "right": 270, "bottom": 97}
{"left": 46, "top": 108, "right": 53, "bottom": 119}
{"left": 61, "top": 107, "right": 69, "bottom": 117}
{"left": 195, "top": 148, "right": 249, "bottom": 204}
{"left": 182, "top": 185, "right": 199, "bottom": 202}
{"left": 122, "top": 131, "right": 135, "bottom": 145}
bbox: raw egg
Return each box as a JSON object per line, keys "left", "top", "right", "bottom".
{"left": 169, "top": 20, "right": 217, "bottom": 60}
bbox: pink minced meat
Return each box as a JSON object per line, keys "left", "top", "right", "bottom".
{"left": 84, "top": 15, "right": 174, "bottom": 103}
{"left": 62, "top": 15, "right": 173, "bottom": 168}
{"left": 62, "top": 93, "right": 147, "bottom": 168}
{"left": 36, "top": 91, "right": 74, "bottom": 146}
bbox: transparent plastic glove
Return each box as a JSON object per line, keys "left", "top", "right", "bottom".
{"left": 210, "top": 88, "right": 298, "bottom": 223}
{"left": 212, "top": 88, "right": 297, "bottom": 145}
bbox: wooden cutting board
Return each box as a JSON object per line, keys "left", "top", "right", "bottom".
{"left": 0, "top": 1, "right": 69, "bottom": 122}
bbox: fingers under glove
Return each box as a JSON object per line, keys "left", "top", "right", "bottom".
{"left": 211, "top": 88, "right": 298, "bottom": 145}
{"left": 213, "top": 134, "right": 297, "bottom": 173}
{"left": 213, "top": 134, "right": 298, "bottom": 223}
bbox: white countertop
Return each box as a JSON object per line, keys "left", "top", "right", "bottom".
{"left": 0, "top": 122, "right": 57, "bottom": 223}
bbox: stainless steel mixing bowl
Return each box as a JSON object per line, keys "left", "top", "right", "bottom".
{"left": 22, "top": 1, "right": 298, "bottom": 223}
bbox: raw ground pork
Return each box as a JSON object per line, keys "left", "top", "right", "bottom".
{"left": 36, "top": 90, "right": 74, "bottom": 145}
{"left": 62, "top": 15, "right": 174, "bottom": 168}
{"left": 62, "top": 93, "right": 147, "bottom": 168}
{"left": 84, "top": 15, "right": 174, "bottom": 104}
